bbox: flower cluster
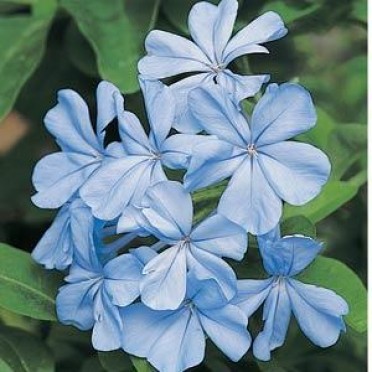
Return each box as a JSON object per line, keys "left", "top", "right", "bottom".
{"left": 31, "top": 0, "right": 348, "bottom": 371}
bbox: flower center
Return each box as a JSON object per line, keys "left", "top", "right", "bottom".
{"left": 150, "top": 152, "right": 161, "bottom": 161}
{"left": 247, "top": 144, "right": 257, "bottom": 156}
{"left": 209, "top": 63, "right": 225, "bottom": 73}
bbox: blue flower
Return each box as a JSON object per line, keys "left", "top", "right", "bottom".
{"left": 80, "top": 78, "right": 205, "bottom": 227}
{"left": 133, "top": 180, "right": 247, "bottom": 310}
{"left": 56, "top": 208, "right": 157, "bottom": 351}
{"left": 184, "top": 83, "right": 331, "bottom": 234}
{"left": 31, "top": 81, "right": 125, "bottom": 209}
{"left": 32, "top": 197, "right": 93, "bottom": 270}
{"left": 138, "top": 0, "right": 287, "bottom": 133}
{"left": 233, "top": 225, "right": 349, "bottom": 361}
{"left": 121, "top": 277, "right": 251, "bottom": 372}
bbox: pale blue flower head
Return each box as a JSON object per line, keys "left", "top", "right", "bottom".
{"left": 233, "top": 225, "right": 349, "bottom": 361}
{"left": 80, "top": 78, "right": 205, "bottom": 229}
{"left": 56, "top": 207, "right": 157, "bottom": 351}
{"left": 184, "top": 82, "right": 331, "bottom": 235}
{"left": 121, "top": 276, "right": 251, "bottom": 372}
{"left": 133, "top": 180, "right": 247, "bottom": 310}
{"left": 138, "top": 0, "right": 287, "bottom": 133}
{"left": 31, "top": 82, "right": 125, "bottom": 209}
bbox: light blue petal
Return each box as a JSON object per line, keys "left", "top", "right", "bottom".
{"left": 218, "top": 157, "right": 282, "bottom": 235}
{"left": 253, "top": 281, "right": 291, "bottom": 361}
{"left": 44, "top": 89, "right": 101, "bottom": 155}
{"left": 96, "top": 81, "right": 124, "bottom": 146}
{"left": 191, "top": 214, "right": 247, "bottom": 261}
{"left": 188, "top": 84, "right": 251, "bottom": 147}
{"left": 103, "top": 253, "right": 143, "bottom": 306}
{"left": 138, "top": 30, "right": 210, "bottom": 79}
{"left": 139, "top": 78, "right": 175, "bottom": 149}
{"left": 188, "top": 1, "right": 218, "bottom": 62}
{"left": 258, "top": 141, "right": 331, "bottom": 205}
{"left": 141, "top": 244, "right": 187, "bottom": 310}
{"left": 92, "top": 289, "right": 123, "bottom": 351}
{"left": 197, "top": 304, "right": 251, "bottom": 361}
{"left": 129, "top": 246, "right": 158, "bottom": 266}
{"left": 121, "top": 304, "right": 205, "bottom": 372}
{"left": 118, "top": 110, "right": 152, "bottom": 156}
{"left": 31, "top": 204, "right": 72, "bottom": 270}
{"left": 233, "top": 278, "right": 274, "bottom": 316}
{"left": 32, "top": 152, "right": 100, "bottom": 209}
{"left": 251, "top": 83, "right": 316, "bottom": 146}
{"left": 212, "top": 0, "right": 238, "bottom": 62}
{"left": 160, "top": 134, "right": 207, "bottom": 170}
{"left": 170, "top": 73, "right": 214, "bottom": 134}
{"left": 286, "top": 278, "right": 348, "bottom": 347}
{"left": 217, "top": 70, "right": 270, "bottom": 102}
{"left": 257, "top": 224, "right": 281, "bottom": 247}
{"left": 79, "top": 156, "right": 150, "bottom": 220}
{"left": 187, "top": 245, "right": 237, "bottom": 302}
{"left": 223, "top": 11, "right": 288, "bottom": 64}
{"left": 56, "top": 279, "right": 98, "bottom": 330}
{"left": 184, "top": 138, "right": 245, "bottom": 192}
{"left": 140, "top": 181, "right": 193, "bottom": 240}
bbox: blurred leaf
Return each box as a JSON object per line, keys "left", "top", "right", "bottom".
{"left": 98, "top": 350, "right": 133, "bottom": 372}
{"left": 0, "top": 243, "right": 63, "bottom": 321}
{"left": 0, "top": 325, "right": 54, "bottom": 371}
{"left": 296, "top": 107, "right": 336, "bottom": 151}
{"left": 284, "top": 173, "right": 366, "bottom": 224}
{"left": 81, "top": 355, "right": 105, "bottom": 372}
{"left": 130, "top": 356, "right": 154, "bottom": 372}
{"left": 281, "top": 215, "right": 316, "bottom": 238}
{"left": 0, "top": 0, "right": 56, "bottom": 121}
{"left": 297, "top": 256, "right": 367, "bottom": 333}
{"left": 262, "top": 1, "right": 320, "bottom": 24}
{"left": 61, "top": 0, "right": 161, "bottom": 93}
{"left": 327, "top": 123, "right": 367, "bottom": 180}
{"left": 257, "top": 359, "right": 287, "bottom": 372}
{"left": 351, "top": 0, "right": 367, "bottom": 23}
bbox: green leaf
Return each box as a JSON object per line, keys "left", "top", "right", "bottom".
{"left": 61, "top": 0, "right": 161, "bottom": 93}
{"left": 130, "top": 356, "right": 153, "bottom": 372}
{"left": 98, "top": 350, "right": 133, "bottom": 372}
{"left": 261, "top": 1, "right": 320, "bottom": 24}
{"left": 351, "top": 0, "right": 367, "bottom": 23}
{"left": 0, "top": 0, "right": 56, "bottom": 121}
{"left": 281, "top": 215, "right": 316, "bottom": 238}
{"left": 0, "top": 325, "right": 54, "bottom": 371}
{"left": 297, "top": 256, "right": 367, "bottom": 333}
{"left": 0, "top": 243, "right": 63, "bottom": 321}
{"left": 327, "top": 123, "right": 367, "bottom": 180}
{"left": 283, "top": 176, "right": 366, "bottom": 224}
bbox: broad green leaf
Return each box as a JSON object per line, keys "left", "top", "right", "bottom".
{"left": 131, "top": 356, "right": 153, "bottom": 372}
{"left": 281, "top": 215, "right": 316, "bottom": 238}
{"left": 296, "top": 108, "right": 336, "bottom": 151}
{"left": 284, "top": 175, "right": 366, "bottom": 224}
{"left": 61, "top": 0, "right": 161, "bottom": 93}
{"left": 297, "top": 256, "right": 367, "bottom": 333}
{"left": 327, "top": 123, "right": 367, "bottom": 180}
{"left": 351, "top": 0, "right": 367, "bottom": 23}
{"left": 0, "top": 0, "right": 56, "bottom": 121}
{"left": 81, "top": 356, "right": 105, "bottom": 372}
{"left": 257, "top": 359, "right": 287, "bottom": 372}
{"left": 262, "top": 1, "right": 320, "bottom": 24}
{"left": 0, "top": 325, "right": 54, "bottom": 371}
{"left": 0, "top": 243, "right": 63, "bottom": 321}
{"left": 98, "top": 350, "right": 133, "bottom": 372}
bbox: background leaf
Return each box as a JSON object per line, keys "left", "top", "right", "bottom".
{"left": 60, "top": 0, "right": 161, "bottom": 93}
{"left": 0, "top": 243, "right": 63, "bottom": 321}
{"left": 0, "top": 325, "right": 54, "bottom": 371}
{"left": 98, "top": 350, "right": 133, "bottom": 372}
{"left": 297, "top": 256, "right": 367, "bottom": 333}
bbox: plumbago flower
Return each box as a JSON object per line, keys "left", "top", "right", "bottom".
{"left": 132, "top": 180, "right": 247, "bottom": 310}
{"left": 32, "top": 82, "right": 125, "bottom": 209}
{"left": 233, "top": 225, "right": 349, "bottom": 361}
{"left": 121, "top": 276, "right": 251, "bottom": 372}
{"left": 56, "top": 207, "right": 157, "bottom": 351}
{"left": 184, "top": 83, "right": 331, "bottom": 234}
{"left": 80, "top": 78, "right": 205, "bottom": 229}
{"left": 138, "top": 0, "right": 287, "bottom": 133}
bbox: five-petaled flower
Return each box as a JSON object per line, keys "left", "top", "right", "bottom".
{"left": 138, "top": 0, "right": 287, "bottom": 133}
{"left": 184, "top": 83, "right": 331, "bottom": 235}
